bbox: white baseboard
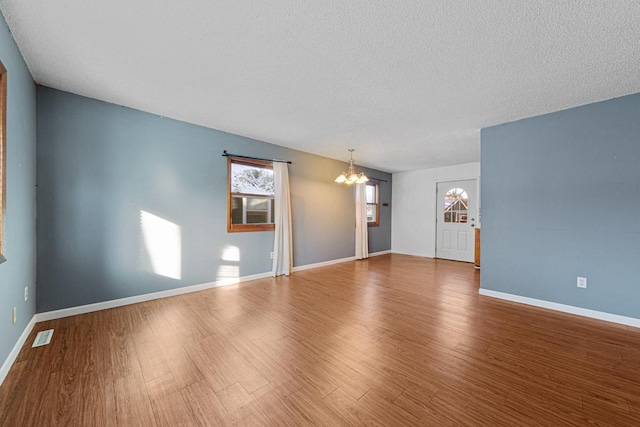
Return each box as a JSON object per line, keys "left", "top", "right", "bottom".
{"left": 369, "top": 250, "right": 392, "bottom": 257}
{"left": 0, "top": 315, "right": 36, "bottom": 387}
{"left": 479, "top": 288, "right": 640, "bottom": 328}
{"left": 389, "top": 249, "right": 434, "bottom": 258}
{"left": 292, "top": 250, "right": 392, "bottom": 273}
{"left": 36, "top": 271, "right": 273, "bottom": 322}
{"left": 293, "top": 256, "right": 356, "bottom": 272}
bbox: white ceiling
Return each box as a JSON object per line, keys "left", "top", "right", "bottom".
{"left": 1, "top": 1, "right": 639, "bottom": 173}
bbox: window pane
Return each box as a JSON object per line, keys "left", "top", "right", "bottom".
{"left": 365, "top": 182, "right": 380, "bottom": 226}
{"left": 365, "top": 184, "right": 376, "bottom": 204}
{"left": 231, "top": 197, "right": 240, "bottom": 224}
{"left": 231, "top": 163, "right": 274, "bottom": 195}
{"left": 247, "top": 198, "right": 270, "bottom": 210}
{"left": 247, "top": 211, "right": 269, "bottom": 224}
{"left": 443, "top": 187, "right": 468, "bottom": 223}
{"left": 366, "top": 204, "right": 376, "bottom": 222}
{"left": 231, "top": 196, "right": 274, "bottom": 225}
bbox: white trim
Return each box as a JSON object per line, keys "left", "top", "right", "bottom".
{"left": 36, "top": 271, "right": 273, "bottom": 322}
{"left": 0, "top": 315, "right": 36, "bottom": 387}
{"left": 479, "top": 288, "right": 640, "bottom": 328}
{"left": 435, "top": 176, "right": 480, "bottom": 184}
{"left": 389, "top": 250, "right": 434, "bottom": 258}
{"left": 293, "top": 256, "right": 356, "bottom": 272}
{"left": 291, "top": 250, "right": 392, "bottom": 273}
{"left": 368, "top": 250, "right": 391, "bottom": 257}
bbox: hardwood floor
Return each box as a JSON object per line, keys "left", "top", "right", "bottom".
{"left": 1, "top": 254, "right": 640, "bottom": 426}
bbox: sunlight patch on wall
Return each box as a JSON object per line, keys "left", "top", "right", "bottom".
{"left": 221, "top": 245, "right": 241, "bottom": 262}
{"left": 217, "top": 245, "right": 241, "bottom": 286}
{"left": 216, "top": 265, "right": 240, "bottom": 286}
{"left": 140, "top": 210, "right": 182, "bottom": 279}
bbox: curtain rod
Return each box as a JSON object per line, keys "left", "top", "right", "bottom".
{"left": 222, "top": 150, "right": 292, "bottom": 164}
{"left": 369, "top": 177, "right": 388, "bottom": 183}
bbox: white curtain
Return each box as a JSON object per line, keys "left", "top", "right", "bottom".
{"left": 355, "top": 182, "right": 369, "bottom": 259}
{"left": 272, "top": 162, "right": 293, "bottom": 276}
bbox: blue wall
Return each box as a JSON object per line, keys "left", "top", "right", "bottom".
{"left": 36, "top": 87, "right": 391, "bottom": 312}
{"left": 0, "top": 16, "right": 37, "bottom": 366}
{"left": 481, "top": 93, "right": 640, "bottom": 318}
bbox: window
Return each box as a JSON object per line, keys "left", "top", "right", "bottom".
{"left": 365, "top": 182, "right": 380, "bottom": 226}
{"left": 443, "top": 187, "right": 468, "bottom": 223}
{"left": 0, "top": 60, "right": 6, "bottom": 262}
{"left": 227, "top": 157, "right": 275, "bottom": 232}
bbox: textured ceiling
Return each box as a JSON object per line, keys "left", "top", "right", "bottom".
{"left": 1, "top": 1, "right": 639, "bottom": 172}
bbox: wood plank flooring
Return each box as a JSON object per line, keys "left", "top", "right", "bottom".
{"left": 1, "top": 254, "right": 640, "bottom": 426}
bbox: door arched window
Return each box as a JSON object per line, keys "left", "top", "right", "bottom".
{"left": 443, "top": 188, "right": 468, "bottom": 223}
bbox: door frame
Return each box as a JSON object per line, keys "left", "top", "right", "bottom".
{"left": 434, "top": 177, "right": 480, "bottom": 259}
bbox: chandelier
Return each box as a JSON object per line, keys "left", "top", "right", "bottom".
{"left": 335, "top": 149, "right": 369, "bottom": 185}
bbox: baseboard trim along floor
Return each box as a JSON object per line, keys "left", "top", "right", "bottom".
{"left": 479, "top": 288, "right": 640, "bottom": 328}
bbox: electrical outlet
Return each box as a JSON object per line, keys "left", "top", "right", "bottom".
{"left": 577, "top": 277, "right": 587, "bottom": 289}
{"left": 24, "top": 286, "right": 29, "bottom": 302}
{"left": 270, "top": 252, "right": 274, "bottom": 259}
{"left": 12, "top": 307, "right": 17, "bottom": 324}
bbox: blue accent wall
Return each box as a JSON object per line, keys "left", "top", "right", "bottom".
{"left": 481, "top": 93, "right": 640, "bottom": 318}
{"left": 0, "top": 15, "right": 37, "bottom": 365}
{"left": 36, "top": 87, "right": 391, "bottom": 312}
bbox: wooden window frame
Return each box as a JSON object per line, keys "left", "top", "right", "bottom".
{"left": 366, "top": 181, "right": 380, "bottom": 227}
{"left": 227, "top": 157, "right": 275, "bottom": 233}
{"left": 0, "top": 60, "right": 6, "bottom": 263}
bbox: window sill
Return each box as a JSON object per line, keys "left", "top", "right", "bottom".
{"left": 227, "top": 224, "right": 275, "bottom": 233}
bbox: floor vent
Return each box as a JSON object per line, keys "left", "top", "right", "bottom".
{"left": 32, "top": 329, "right": 54, "bottom": 347}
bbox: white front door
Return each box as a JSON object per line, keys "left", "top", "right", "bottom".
{"left": 436, "top": 179, "right": 478, "bottom": 262}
